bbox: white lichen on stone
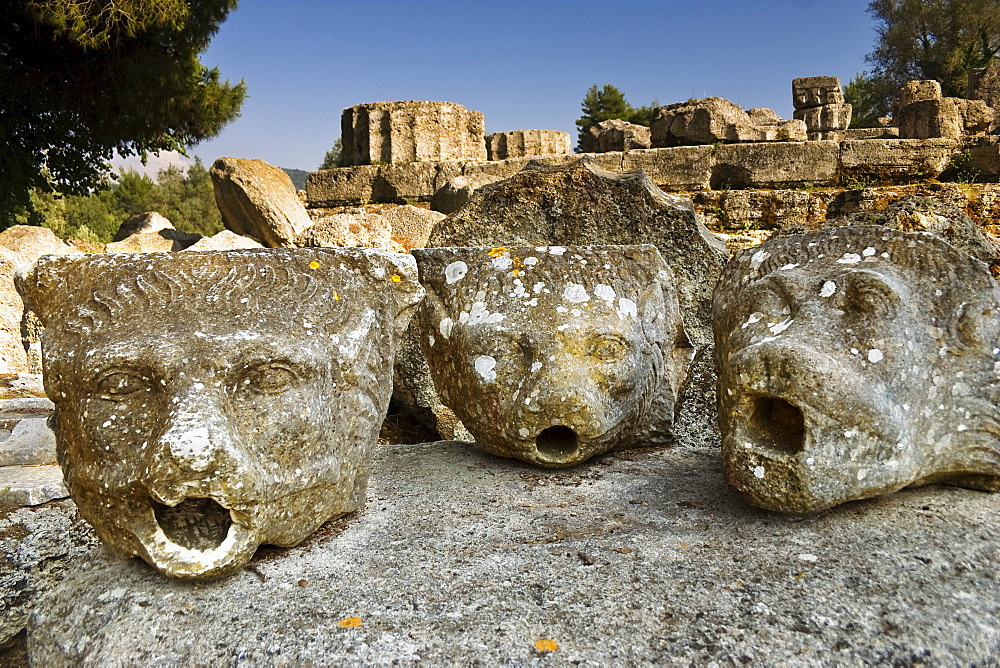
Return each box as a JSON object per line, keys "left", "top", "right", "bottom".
{"left": 617, "top": 297, "right": 637, "bottom": 320}
{"left": 562, "top": 283, "right": 590, "bottom": 303}
{"left": 837, "top": 253, "right": 862, "bottom": 264}
{"left": 474, "top": 355, "right": 497, "bottom": 382}
{"left": 445, "top": 260, "right": 468, "bottom": 285}
{"left": 820, "top": 281, "right": 836, "bottom": 298}
{"left": 593, "top": 284, "right": 616, "bottom": 302}
{"left": 868, "top": 348, "right": 883, "bottom": 363}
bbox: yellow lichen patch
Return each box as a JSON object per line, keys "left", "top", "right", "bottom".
{"left": 512, "top": 269, "right": 522, "bottom": 276}
{"left": 332, "top": 291, "right": 340, "bottom": 300}
{"left": 309, "top": 260, "right": 321, "bottom": 269}
{"left": 338, "top": 616, "right": 362, "bottom": 628}
{"left": 488, "top": 246, "right": 508, "bottom": 258}
{"left": 534, "top": 639, "right": 559, "bottom": 653}
{"left": 391, "top": 274, "right": 402, "bottom": 283}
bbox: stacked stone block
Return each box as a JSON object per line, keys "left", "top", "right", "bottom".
{"left": 895, "top": 80, "right": 996, "bottom": 139}
{"left": 582, "top": 119, "right": 652, "bottom": 153}
{"left": 485, "top": 129, "right": 571, "bottom": 160}
{"left": 341, "top": 101, "right": 487, "bottom": 167}
{"left": 792, "top": 76, "right": 852, "bottom": 140}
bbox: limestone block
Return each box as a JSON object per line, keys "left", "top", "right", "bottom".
{"left": 898, "top": 80, "right": 942, "bottom": 108}
{"left": 16, "top": 248, "right": 424, "bottom": 579}
{"left": 839, "top": 138, "right": 959, "bottom": 183}
{"left": 485, "top": 130, "right": 571, "bottom": 160}
{"left": 622, "top": 145, "right": 715, "bottom": 191}
{"left": 381, "top": 205, "right": 445, "bottom": 249}
{"left": 296, "top": 212, "right": 398, "bottom": 251}
{"left": 747, "top": 108, "right": 782, "bottom": 124}
{"left": 583, "top": 119, "right": 652, "bottom": 153}
{"left": 793, "top": 103, "right": 852, "bottom": 135}
{"left": 307, "top": 161, "right": 459, "bottom": 207}
{"left": 956, "top": 98, "right": 997, "bottom": 135}
{"left": 0, "top": 417, "right": 56, "bottom": 466}
{"left": 969, "top": 60, "right": 1000, "bottom": 109}
{"left": 710, "top": 141, "right": 839, "bottom": 190}
{"left": 413, "top": 245, "right": 693, "bottom": 466}
{"left": 0, "top": 465, "right": 67, "bottom": 506}
{"left": 0, "top": 225, "right": 81, "bottom": 375}
{"left": 651, "top": 97, "right": 753, "bottom": 146}
{"left": 714, "top": 225, "right": 1000, "bottom": 513}
{"left": 113, "top": 212, "right": 174, "bottom": 242}
{"left": 104, "top": 229, "right": 202, "bottom": 252}
{"left": 182, "top": 230, "right": 264, "bottom": 252}
{"left": 733, "top": 119, "right": 808, "bottom": 143}
{"left": 792, "top": 76, "right": 844, "bottom": 110}
{"left": 341, "top": 101, "right": 487, "bottom": 166}
{"left": 210, "top": 157, "right": 314, "bottom": 248}
{"left": 897, "top": 99, "right": 964, "bottom": 139}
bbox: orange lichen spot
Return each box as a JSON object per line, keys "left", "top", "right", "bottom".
{"left": 391, "top": 274, "right": 402, "bottom": 283}
{"left": 512, "top": 269, "right": 522, "bottom": 276}
{"left": 488, "top": 246, "right": 508, "bottom": 258}
{"left": 534, "top": 639, "right": 558, "bottom": 652}
{"left": 680, "top": 544, "right": 688, "bottom": 549}
{"left": 338, "top": 616, "right": 362, "bottom": 628}
{"left": 795, "top": 572, "right": 806, "bottom": 579}
{"left": 309, "top": 260, "right": 321, "bottom": 269}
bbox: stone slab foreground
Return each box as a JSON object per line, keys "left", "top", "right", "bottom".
{"left": 30, "top": 441, "right": 1000, "bottom": 664}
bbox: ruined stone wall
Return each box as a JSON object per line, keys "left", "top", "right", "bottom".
{"left": 485, "top": 130, "right": 571, "bottom": 160}
{"left": 341, "top": 101, "right": 487, "bottom": 166}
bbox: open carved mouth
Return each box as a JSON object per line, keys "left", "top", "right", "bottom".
{"left": 747, "top": 396, "right": 806, "bottom": 457}
{"left": 535, "top": 425, "right": 580, "bottom": 463}
{"left": 152, "top": 497, "right": 234, "bottom": 551}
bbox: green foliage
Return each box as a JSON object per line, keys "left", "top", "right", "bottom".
{"left": 850, "top": 0, "right": 1000, "bottom": 123}
{"left": 574, "top": 84, "right": 657, "bottom": 151}
{"left": 282, "top": 169, "right": 308, "bottom": 190}
{"left": 9, "top": 158, "right": 223, "bottom": 243}
{"left": 0, "top": 0, "right": 245, "bottom": 221}
{"left": 320, "top": 138, "right": 343, "bottom": 170}
{"left": 843, "top": 72, "right": 895, "bottom": 128}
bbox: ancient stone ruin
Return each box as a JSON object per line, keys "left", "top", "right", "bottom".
{"left": 714, "top": 226, "right": 1000, "bottom": 513}
{"left": 413, "top": 244, "right": 693, "bottom": 467}
{"left": 582, "top": 118, "right": 652, "bottom": 153}
{"left": 895, "top": 79, "right": 996, "bottom": 140}
{"left": 792, "top": 76, "right": 852, "bottom": 140}
{"left": 16, "top": 248, "right": 423, "bottom": 578}
{"left": 651, "top": 96, "right": 806, "bottom": 147}
{"left": 485, "top": 129, "right": 571, "bottom": 160}
{"left": 340, "top": 101, "right": 487, "bottom": 166}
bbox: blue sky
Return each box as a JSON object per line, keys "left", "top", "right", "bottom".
{"left": 179, "top": 0, "right": 878, "bottom": 172}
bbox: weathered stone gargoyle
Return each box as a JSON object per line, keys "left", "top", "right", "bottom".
{"left": 413, "top": 245, "right": 693, "bottom": 467}
{"left": 714, "top": 226, "right": 1000, "bottom": 513}
{"left": 16, "top": 248, "right": 423, "bottom": 578}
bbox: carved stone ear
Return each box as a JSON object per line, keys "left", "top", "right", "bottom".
{"left": 954, "top": 300, "right": 1000, "bottom": 353}
{"left": 14, "top": 256, "right": 59, "bottom": 325}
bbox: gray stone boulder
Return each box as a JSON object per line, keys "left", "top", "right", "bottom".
{"left": 210, "top": 157, "right": 314, "bottom": 247}
{"left": 0, "top": 418, "right": 55, "bottom": 466}
{"left": 112, "top": 212, "right": 174, "bottom": 242}
{"left": 0, "top": 225, "right": 81, "bottom": 375}
{"left": 652, "top": 97, "right": 805, "bottom": 146}
{"left": 430, "top": 175, "right": 494, "bottom": 215}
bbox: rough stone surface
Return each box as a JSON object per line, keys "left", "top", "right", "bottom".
{"left": 485, "top": 130, "right": 571, "bottom": 161}
{"left": 956, "top": 98, "right": 997, "bottom": 135}
{"left": 651, "top": 97, "right": 762, "bottom": 147}
{"left": 379, "top": 205, "right": 444, "bottom": 249}
{"left": 898, "top": 80, "right": 942, "bottom": 108}
{"left": 0, "top": 466, "right": 67, "bottom": 507}
{"left": 431, "top": 175, "right": 493, "bottom": 214}
{"left": 710, "top": 141, "right": 839, "bottom": 189}
{"left": 429, "top": 159, "right": 728, "bottom": 346}
{"left": 792, "top": 76, "right": 844, "bottom": 110}
{"left": 341, "top": 101, "right": 487, "bottom": 166}
{"left": 16, "top": 248, "right": 423, "bottom": 579}
{"left": 970, "top": 60, "right": 1000, "bottom": 110}
{"left": 623, "top": 145, "right": 716, "bottom": 191}
{"left": 714, "top": 226, "right": 1000, "bottom": 513}
{"left": 746, "top": 108, "right": 782, "bottom": 125}
{"left": 297, "top": 212, "right": 398, "bottom": 251}
{"left": 583, "top": 119, "right": 652, "bottom": 153}
{"left": 0, "top": 418, "right": 55, "bottom": 467}
{"left": 0, "top": 226, "right": 82, "bottom": 376}
{"left": 182, "top": 230, "right": 264, "bottom": 252}
{"left": 210, "top": 157, "right": 314, "bottom": 248}
{"left": 103, "top": 229, "right": 202, "bottom": 253}
{"left": 793, "top": 103, "right": 852, "bottom": 139}
{"left": 26, "top": 441, "right": 1000, "bottom": 665}
{"left": 839, "top": 138, "right": 959, "bottom": 184}
{"left": 413, "top": 245, "right": 693, "bottom": 466}
{"left": 897, "top": 98, "right": 964, "bottom": 140}
{"left": 307, "top": 160, "right": 461, "bottom": 207}
{"left": 1, "top": 500, "right": 96, "bottom": 645}
{"left": 112, "top": 212, "right": 174, "bottom": 242}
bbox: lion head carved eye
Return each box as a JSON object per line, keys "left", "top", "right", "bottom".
{"left": 588, "top": 334, "right": 629, "bottom": 363}
{"left": 842, "top": 271, "right": 900, "bottom": 320}
{"left": 96, "top": 369, "right": 153, "bottom": 400}
{"left": 237, "top": 362, "right": 303, "bottom": 396}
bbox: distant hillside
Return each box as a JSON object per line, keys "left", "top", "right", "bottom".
{"left": 282, "top": 168, "right": 308, "bottom": 191}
